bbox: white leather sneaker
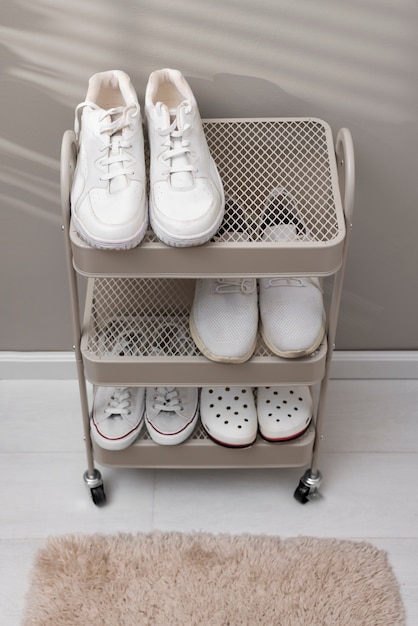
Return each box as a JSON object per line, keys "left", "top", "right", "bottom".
{"left": 190, "top": 277, "right": 258, "bottom": 363}
{"left": 71, "top": 70, "right": 147, "bottom": 250}
{"left": 145, "top": 68, "right": 224, "bottom": 247}
{"left": 91, "top": 386, "right": 145, "bottom": 450}
{"left": 259, "top": 187, "right": 325, "bottom": 358}
{"left": 145, "top": 387, "right": 199, "bottom": 445}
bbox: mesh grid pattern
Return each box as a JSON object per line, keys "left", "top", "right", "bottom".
{"left": 142, "top": 119, "right": 338, "bottom": 244}
{"left": 85, "top": 278, "right": 292, "bottom": 358}
{"left": 87, "top": 278, "right": 198, "bottom": 357}
{"left": 140, "top": 422, "right": 209, "bottom": 441}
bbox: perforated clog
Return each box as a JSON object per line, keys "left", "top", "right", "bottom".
{"left": 257, "top": 385, "right": 312, "bottom": 441}
{"left": 200, "top": 386, "right": 257, "bottom": 447}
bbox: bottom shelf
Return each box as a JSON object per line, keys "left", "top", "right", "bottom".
{"left": 92, "top": 423, "right": 315, "bottom": 469}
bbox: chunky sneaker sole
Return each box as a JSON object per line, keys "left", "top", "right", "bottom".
{"left": 73, "top": 210, "right": 148, "bottom": 250}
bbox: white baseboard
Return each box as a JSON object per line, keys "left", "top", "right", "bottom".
{"left": 0, "top": 351, "right": 417, "bottom": 380}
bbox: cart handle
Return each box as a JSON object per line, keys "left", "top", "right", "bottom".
{"left": 335, "top": 127, "right": 355, "bottom": 227}
{"left": 60, "top": 129, "right": 77, "bottom": 222}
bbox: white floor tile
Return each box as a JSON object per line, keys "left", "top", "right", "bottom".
{"left": 1, "top": 378, "right": 417, "bottom": 625}
{"left": 0, "top": 453, "right": 155, "bottom": 539}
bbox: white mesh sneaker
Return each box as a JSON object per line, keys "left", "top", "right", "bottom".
{"left": 190, "top": 277, "right": 258, "bottom": 363}
{"left": 91, "top": 386, "right": 145, "bottom": 450}
{"left": 145, "top": 387, "right": 199, "bottom": 445}
{"left": 145, "top": 68, "right": 224, "bottom": 247}
{"left": 71, "top": 70, "right": 147, "bottom": 250}
{"left": 259, "top": 187, "right": 325, "bottom": 358}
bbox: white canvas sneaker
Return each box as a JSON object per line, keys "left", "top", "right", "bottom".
{"left": 259, "top": 187, "right": 325, "bottom": 358}
{"left": 190, "top": 277, "right": 258, "bottom": 363}
{"left": 71, "top": 70, "right": 147, "bottom": 250}
{"left": 91, "top": 386, "right": 145, "bottom": 450}
{"left": 145, "top": 387, "right": 199, "bottom": 445}
{"left": 145, "top": 68, "right": 224, "bottom": 247}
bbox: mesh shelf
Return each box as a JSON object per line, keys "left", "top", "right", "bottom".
{"left": 70, "top": 118, "right": 345, "bottom": 277}
{"left": 204, "top": 118, "right": 340, "bottom": 244}
{"left": 92, "top": 422, "right": 316, "bottom": 469}
{"left": 81, "top": 277, "right": 327, "bottom": 387}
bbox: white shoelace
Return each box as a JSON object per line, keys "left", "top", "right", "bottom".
{"left": 152, "top": 387, "right": 183, "bottom": 412}
{"left": 213, "top": 278, "right": 257, "bottom": 294}
{"left": 156, "top": 101, "right": 197, "bottom": 177}
{"left": 75, "top": 100, "right": 139, "bottom": 182}
{"left": 262, "top": 277, "right": 322, "bottom": 292}
{"left": 103, "top": 387, "right": 132, "bottom": 419}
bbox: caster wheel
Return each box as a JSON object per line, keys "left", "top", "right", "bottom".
{"left": 293, "top": 481, "right": 310, "bottom": 504}
{"left": 90, "top": 484, "right": 106, "bottom": 507}
{"left": 83, "top": 469, "right": 106, "bottom": 506}
{"left": 293, "top": 469, "right": 323, "bottom": 504}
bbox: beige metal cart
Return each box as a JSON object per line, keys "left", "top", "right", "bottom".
{"left": 60, "top": 118, "right": 355, "bottom": 506}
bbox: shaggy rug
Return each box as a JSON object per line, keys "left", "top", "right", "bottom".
{"left": 22, "top": 532, "right": 405, "bottom": 626}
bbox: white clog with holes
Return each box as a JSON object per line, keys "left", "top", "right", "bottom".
{"left": 200, "top": 386, "right": 257, "bottom": 447}
{"left": 257, "top": 386, "right": 313, "bottom": 441}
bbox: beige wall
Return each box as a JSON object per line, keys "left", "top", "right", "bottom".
{"left": 1, "top": 0, "right": 417, "bottom": 350}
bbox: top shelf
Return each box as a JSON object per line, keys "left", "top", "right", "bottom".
{"left": 64, "top": 118, "right": 346, "bottom": 278}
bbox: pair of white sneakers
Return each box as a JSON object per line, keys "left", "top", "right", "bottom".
{"left": 91, "top": 385, "right": 199, "bottom": 450}
{"left": 190, "top": 276, "right": 325, "bottom": 362}
{"left": 71, "top": 69, "right": 224, "bottom": 249}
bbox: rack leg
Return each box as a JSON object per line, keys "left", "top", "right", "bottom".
{"left": 294, "top": 128, "right": 355, "bottom": 505}
{"left": 75, "top": 356, "right": 106, "bottom": 506}
{"left": 61, "top": 129, "right": 106, "bottom": 506}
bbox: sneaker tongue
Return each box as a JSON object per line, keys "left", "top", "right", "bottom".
{"left": 91, "top": 108, "right": 128, "bottom": 194}
{"left": 157, "top": 100, "right": 193, "bottom": 190}
{"left": 108, "top": 110, "right": 128, "bottom": 194}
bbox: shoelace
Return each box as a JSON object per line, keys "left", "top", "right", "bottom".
{"left": 213, "top": 278, "right": 257, "bottom": 294}
{"left": 263, "top": 277, "right": 323, "bottom": 292}
{"left": 103, "top": 387, "right": 132, "bottom": 418}
{"left": 75, "top": 100, "right": 139, "bottom": 182}
{"left": 152, "top": 387, "right": 183, "bottom": 412}
{"left": 156, "top": 101, "right": 197, "bottom": 176}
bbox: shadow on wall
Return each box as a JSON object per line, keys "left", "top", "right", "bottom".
{"left": 0, "top": 0, "right": 416, "bottom": 117}
{"left": 0, "top": 0, "right": 417, "bottom": 250}
{"left": 0, "top": 0, "right": 417, "bottom": 350}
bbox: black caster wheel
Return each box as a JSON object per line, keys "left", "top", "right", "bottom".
{"left": 90, "top": 484, "right": 106, "bottom": 507}
{"left": 83, "top": 469, "right": 106, "bottom": 507}
{"left": 294, "top": 481, "right": 311, "bottom": 504}
{"left": 293, "top": 469, "right": 323, "bottom": 504}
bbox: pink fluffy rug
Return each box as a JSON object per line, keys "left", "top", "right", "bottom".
{"left": 22, "top": 532, "right": 405, "bottom": 625}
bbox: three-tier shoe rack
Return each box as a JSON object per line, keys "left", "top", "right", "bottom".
{"left": 60, "top": 118, "right": 355, "bottom": 506}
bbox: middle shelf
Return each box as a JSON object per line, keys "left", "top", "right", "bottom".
{"left": 81, "top": 277, "right": 328, "bottom": 387}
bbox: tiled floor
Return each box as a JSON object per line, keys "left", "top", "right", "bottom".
{"left": 1, "top": 378, "right": 417, "bottom": 624}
